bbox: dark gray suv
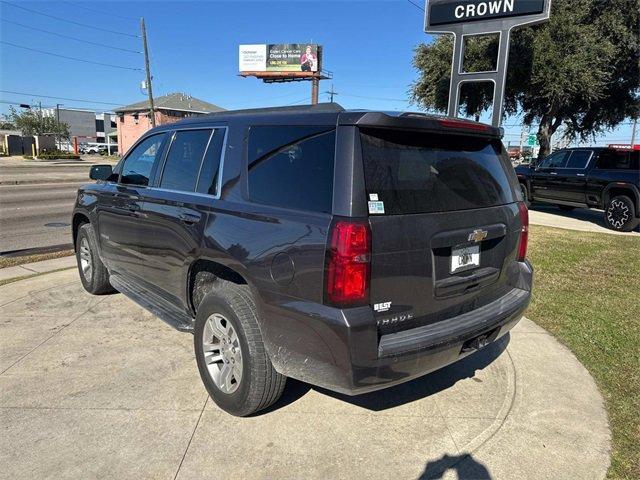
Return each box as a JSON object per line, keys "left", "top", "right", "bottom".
{"left": 73, "top": 104, "right": 533, "bottom": 416}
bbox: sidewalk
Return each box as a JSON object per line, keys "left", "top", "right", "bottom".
{"left": 0, "top": 255, "right": 76, "bottom": 283}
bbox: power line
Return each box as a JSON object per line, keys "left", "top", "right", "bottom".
{"left": 0, "top": 1, "right": 140, "bottom": 38}
{"left": 61, "top": 1, "right": 139, "bottom": 22}
{"left": 1, "top": 19, "right": 142, "bottom": 54}
{"left": 407, "top": 0, "right": 425, "bottom": 12}
{"left": 0, "top": 99, "right": 115, "bottom": 112}
{"left": 0, "top": 41, "right": 142, "bottom": 71}
{"left": 0, "top": 90, "right": 124, "bottom": 106}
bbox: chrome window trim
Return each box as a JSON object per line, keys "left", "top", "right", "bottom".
{"left": 148, "top": 125, "right": 228, "bottom": 200}
{"left": 539, "top": 150, "right": 594, "bottom": 170}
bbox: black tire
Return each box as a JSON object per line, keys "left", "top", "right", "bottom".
{"left": 76, "top": 223, "right": 115, "bottom": 295}
{"left": 558, "top": 205, "right": 576, "bottom": 211}
{"left": 194, "top": 281, "right": 286, "bottom": 416}
{"left": 604, "top": 195, "right": 639, "bottom": 232}
{"left": 520, "top": 183, "right": 531, "bottom": 208}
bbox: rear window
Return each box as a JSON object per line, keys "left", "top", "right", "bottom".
{"left": 360, "top": 129, "right": 516, "bottom": 215}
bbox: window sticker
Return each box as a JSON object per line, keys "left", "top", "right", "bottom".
{"left": 368, "top": 201, "right": 385, "bottom": 215}
{"left": 369, "top": 193, "right": 379, "bottom": 201}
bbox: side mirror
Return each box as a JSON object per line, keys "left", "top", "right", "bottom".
{"left": 89, "top": 164, "right": 113, "bottom": 181}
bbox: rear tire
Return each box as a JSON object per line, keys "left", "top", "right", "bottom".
{"left": 76, "top": 223, "right": 115, "bottom": 295}
{"left": 604, "top": 196, "right": 639, "bottom": 232}
{"left": 194, "top": 281, "right": 286, "bottom": 416}
{"left": 558, "top": 205, "right": 576, "bottom": 211}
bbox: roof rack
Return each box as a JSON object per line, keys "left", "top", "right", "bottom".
{"left": 202, "top": 102, "right": 345, "bottom": 118}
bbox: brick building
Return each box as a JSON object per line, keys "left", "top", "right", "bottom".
{"left": 114, "top": 93, "right": 225, "bottom": 154}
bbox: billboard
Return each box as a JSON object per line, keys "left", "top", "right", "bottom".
{"left": 239, "top": 44, "right": 320, "bottom": 74}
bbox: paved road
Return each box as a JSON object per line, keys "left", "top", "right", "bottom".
{"left": 0, "top": 182, "right": 80, "bottom": 252}
{"left": 529, "top": 204, "right": 640, "bottom": 236}
{"left": 0, "top": 269, "right": 611, "bottom": 479}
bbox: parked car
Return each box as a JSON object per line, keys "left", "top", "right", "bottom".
{"left": 73, "top": 104, "right": 533, "bottom": 416}
{"left": 515, "top": 147, "right": 640, "bottom": 231}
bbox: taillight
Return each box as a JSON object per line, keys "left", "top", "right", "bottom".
{"left": 325, "top": 220, "right": 371, "bottom": 307}
{"left": 517, "top": 201, "right": 529, "bottom": 261}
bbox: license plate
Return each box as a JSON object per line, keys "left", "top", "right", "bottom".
{"left": 451, "top": 244, "right": 481, "bottom": 273}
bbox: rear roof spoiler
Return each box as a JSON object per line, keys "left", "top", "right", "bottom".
{"left": 339, "top": 111, "right": 502, "bottom": 138}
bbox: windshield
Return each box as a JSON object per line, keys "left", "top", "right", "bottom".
{"left": 360, "top": 128, "right": 517, "bottom": 215}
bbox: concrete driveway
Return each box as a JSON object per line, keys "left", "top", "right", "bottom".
{"left": 0, "top": 269, "right": 611, "bottom": 480}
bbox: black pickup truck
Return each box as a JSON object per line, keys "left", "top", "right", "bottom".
{"left": 515, "top": 147, "right": 640, "bottom": 232}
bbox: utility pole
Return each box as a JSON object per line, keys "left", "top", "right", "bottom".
{"left": 325, "top": 83, "right": 338, "bottom": 103}
{"left": 38, "top": 101, "right": 43, "bottom": 136}
{"left": 141, "top": 17, "right": 156, "bottom": 127}
{"left": 55, "top": 103, "right": 62, "bottom": 150}
{"left": 631, "top": 118, "right": 638, "bottom": 148}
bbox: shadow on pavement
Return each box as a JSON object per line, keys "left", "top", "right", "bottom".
{"left": 420, "top": 453, "right": 492, "bottom": 479}
{"left": 264, "top": 333, "right": 510, "bottom": 414}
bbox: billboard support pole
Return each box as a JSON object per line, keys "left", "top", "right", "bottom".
{"left": 311, "top": 77, "right": 319, "bottom": 105}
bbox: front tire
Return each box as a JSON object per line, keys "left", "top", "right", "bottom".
{"left": 605, "top": 196, "right": 639, "bottom": 232}
{"left": 194, "top": 282, "right": 286, "bottom": 416}
{"left": 76, "top": 223, "right": 114, "bottom": 295}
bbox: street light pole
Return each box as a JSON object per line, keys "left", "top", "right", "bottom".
{"left": 141, "top": 17, "right": 156, "bottom": 128}
{"left": 631, "top": 118, "right": 638, "bottom": 148}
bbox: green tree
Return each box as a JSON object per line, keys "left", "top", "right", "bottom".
{"left": 7, "top": 106, "right": 70, "bottom": 141}
{"left": 412, "top": 0, "right": 640, "bottom": 159}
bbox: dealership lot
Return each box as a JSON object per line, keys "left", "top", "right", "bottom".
{"left": 0, "top": 269, "right": 610, "bottom": 480}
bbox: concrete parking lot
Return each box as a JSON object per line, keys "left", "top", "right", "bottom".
{"left": 0, "top": 269, "right": 611, "bottom": 480}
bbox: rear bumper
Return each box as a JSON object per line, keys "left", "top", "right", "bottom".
{"left": 260, "top": 260, "right": 533, "bottom": 395}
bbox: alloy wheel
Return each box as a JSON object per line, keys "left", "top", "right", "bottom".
{"left": 607, "top": 200, "right": 629, "bottom": 229}
{"left": 202, "top": 313, "right": 243, "bottom": 394}
{"left": 79, "top": 237, "right": 93, "bottom": 282}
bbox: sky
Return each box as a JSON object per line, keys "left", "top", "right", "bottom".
{"left": 0, "top": 0, "right": 636, "bottom": 147}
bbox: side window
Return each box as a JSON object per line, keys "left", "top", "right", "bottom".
{"left": 248, "top": 128, "right": 336, "bottom": 213}
{"left": 597, "top": 150, "right": 639, "bottom": 170}
{"left": 120, "top": 134, "right": 165, "bottom": 186}
{"left": 539, "top": 151, "right": 569, "bottom": 169}
{"left": 565, "top": 151, "right": 592, "bottom": 169}
{"left": 196, "top": 129, "right": 226, "bottom": 195}
{"left": 160, "top": 129, "right": 212, "bottom": 192}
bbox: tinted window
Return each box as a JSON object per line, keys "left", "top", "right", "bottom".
{"left": 566, "top": 151, "right": 592, "bottom": 169}
{"left": 539, "top": 151, "right": 569, "bottom": 169}
{"left": 248, "top": 125, "right": 333, "bottom": 165}
{"left": 248, "top": 129, "right": 335, "bottom": 213}
{"left": 597, "top": 150, "right": 640, "bottom": 170}
{"left": 360, "top": 129, "right": 515, "bottom": 215}
{"left": 160, "top": 129, "right": 211, "bottom": 192}
{"left": 120, "top": 134, "right": 165, "bottom": 186}
{"left": 196, "top": 129, "right": 226, "bottom": 195}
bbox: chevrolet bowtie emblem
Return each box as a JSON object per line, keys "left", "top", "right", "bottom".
{"left": 468, "top": 229, "right": 488, "bottom": 243}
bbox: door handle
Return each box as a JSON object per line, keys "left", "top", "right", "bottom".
{"left": 577, "top": 173, "right": 586, "bottom": 177}
{"left": 179, "top": 212, "right": 201, "bottom": 224}
{"left": 550, "top": 172, "right": 558, "bottom": 175}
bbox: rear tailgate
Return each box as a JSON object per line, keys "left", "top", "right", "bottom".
{"left": 359, "top": 126, "right": 523, "bottom": 337}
